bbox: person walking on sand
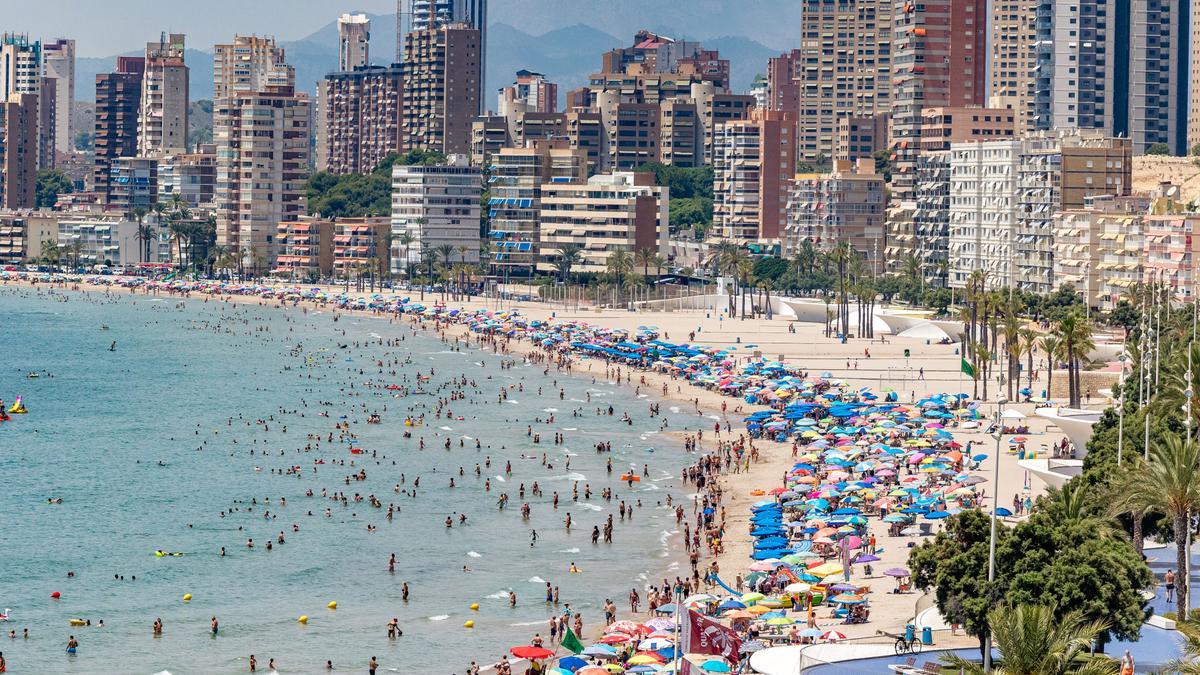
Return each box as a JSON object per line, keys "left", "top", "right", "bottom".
{"left": 1120, "top": 650, "right": 1134, "bottom": 675}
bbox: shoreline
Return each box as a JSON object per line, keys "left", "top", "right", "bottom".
{"left": 4, "top": 275, "right": 1072, "bottom": 668}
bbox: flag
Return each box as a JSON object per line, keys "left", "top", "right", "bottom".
{"left": 961, "top": 358, "right": 976, "bottom": 379}
{"left": 560, "top": 627, "right": 584, "bottom": 654}
{"left": 680, "top": 608, "right": 741, "bottom": 662}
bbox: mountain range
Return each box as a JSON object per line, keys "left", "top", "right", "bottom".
{"left": 72, "top": 12, "right": 785, "bottom": 105}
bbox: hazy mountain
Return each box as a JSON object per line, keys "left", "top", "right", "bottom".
{"left": 72, "top": 11, "right": 783, "bottom": 102}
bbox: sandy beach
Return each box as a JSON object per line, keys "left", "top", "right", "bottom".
{"left": 5, "top": 276, "right": 1082, "bottom": 659}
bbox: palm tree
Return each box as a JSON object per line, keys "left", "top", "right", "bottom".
{"left": 606, "top": 249, "right": 634, "bottom": 287}
{"left": 1003, "top": 308, "right": 1022, "bottom": 401}
{"left": 1160, "top": 342, "right": 1200, "bottom": 431}
{"left": 1165, "top": 621, "right": 1200, "bottom": 673}
{"left": 1055, "top": 312, "right": 1095, "bottom": 407}
{"left": 555, "top": 243, "right": 583, "bottom": 283}
{"left": 635, "top": 247, "right": 657, "bottom": 283}
{"left": 1019, "top": 328, "right": 1039, "bottom": 398}
{"left": 396, "top": 231, "right": 415, "bottom": 287}
{"left": 131, "top": 206, "right": 150, "bottom": 264}
{"left": 1116, "top": 433, "right": 1200, "bottom": 617}
{"left": 830, "top": 243, "right": 853, "bottom": 337}
{"left": 40, "top": 239, "right": 61, "bottom": 267}
{"left": 1040, "top": 335, "right": 1063, "bottom": 403}
{"left": 419, "top": 249, "right": 436, "bottom": 301}
{"left": 941, "top": 603, "right": 1116, "bottom": 675}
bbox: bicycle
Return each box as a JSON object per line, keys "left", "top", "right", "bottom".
{"left": 879, "top": 630, "right": 923, "bottom": 655}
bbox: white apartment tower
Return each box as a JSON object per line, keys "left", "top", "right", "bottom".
{"left": 390, "top": 155, "right": 482, "bottom": 274}
{"left": 213, "top": 35, "right": 294, "bottom": 102}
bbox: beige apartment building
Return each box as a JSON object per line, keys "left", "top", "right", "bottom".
{"left": 1054, "top": 194, "right": 1151, "bottom": 309}
{"left": 785, "top": 158, "right": 886, "bottom": 268}
{"left": 138, "top": 33, "right": 189, "bottom": 156}
{"left": 487, "top": 140, "right": 588, "bottom": 275}
{"left": 712, "top": 109, "right": 797, "bottom": 243}
{"left": 332, "top": 217, "right": 391, "bottom": 279}
{"left": 0, "top": 210, "right": 58, "bottom": 264}
{"left": 782, "top": 0, "right": 893, "bottom": 163}
{"left": 274, "top": 217, "right": 335, "bottom": 279}
{"left": 989, "top": 0, "right": 1037, "bottom": 133}
{"left": 214, "top": 87, "right": 310, "bottom": 271}
{"left": 537, "top": 172, "right": 668, "bottom": 275}
{"left": 401, "top": 24, "right": 481, "bottom": 156}
{"left": 213, "top": 36, "right": 293, "bottom": 102}
{"left": 0, "top": 93, "right": 38, "bottom": 209}
{"left": 317, "top": 65, "right": 404, "bottom": 175}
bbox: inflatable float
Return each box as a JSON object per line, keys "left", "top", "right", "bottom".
{"left": 8, "top": 396, "right": 27, "bottom": 414}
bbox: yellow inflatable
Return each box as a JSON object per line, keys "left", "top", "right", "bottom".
{"left": 298, "top": 615, "right": 309, "bottom": 624}
{"left": 463, "top": 620, "right": 474, "bottom": 628}
{"left": 469, "top": 603, "right": 479, "bottom": 611}
{"left": 8, "top": 397, "right": 26, "bottom": 414}
{"left": 327, "top": 601, "right": 337, "bottom": 610}
{"left": 69, "top": 619, "right": 86, "bottom": 626}
{"left": 182, "top": 594, "right": 192, "bottom": 602}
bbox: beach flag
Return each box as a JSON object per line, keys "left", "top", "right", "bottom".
{"left": 561, "top": 627, "right": 584, "bottom": 654}
{"left": 961, "top": 358, "right": 976, "bottom": 379}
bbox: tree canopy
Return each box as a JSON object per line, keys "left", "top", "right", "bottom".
{"left": 35, "top": 169, "right": 74, "bottom": 209}
{"left": 306, "top": 150, "right": 447, "bottom": 219}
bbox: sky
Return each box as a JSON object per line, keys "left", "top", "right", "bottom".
{"left": 7, "top": 0, "right": 399, "bottom": 56}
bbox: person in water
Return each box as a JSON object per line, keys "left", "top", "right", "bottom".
{"left": 66, "top": 635, "right": 78, "bottom": 654}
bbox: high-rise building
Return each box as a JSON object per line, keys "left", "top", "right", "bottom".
{"left": 274, "top": 216, "right": 335, "bottom": 278}
{"left": 1036, "top": 0, "right": 1189, "bottom": 155}
{"left": 498, "top": 70, "right": 557, "bottom": 117}
{"left": 390, "top": 155, "right": 481, "bottom": 274}
{"left": 947, "top": 132, "right": 1131, "bottom": 291}
{"left": 401, "top": 24, "right": 481, "bottom": 155}
{"left": 213, "top": 35, "right": 294, "bottom": 102}
{"left": 988, "top": 0, "right": 1037, "bottom": 133}
{"left": 138, "top": 33, "right": 189, "bottom": 156}
{"left": 318, "top": 65, "right": 404, "bottom": 175}
{"left": 0, "top": 93, "right": 38, "bottom": 209}
{"left": 712, "top": 109, "right": 797, "bottom": 243}
{"left": 399, "top": 0, "right": 487, "bottom": 114}
{"left": 486, "top": 140, "right": 588, "bottom": 275}
{"left": 42, "top": 38, "right": 74, "bottom": 156}
{"left": 94, "top": 57, "right": 145, "bottom": 204}
{"left": 214, "top": 87, "right": 310, "bottom": 271}
{"left": 338, "top": 14, "right": 371, "bottom": 71}
{"left": 779, "top": 0, "right": 894, "bottom": 163}
{"left": 0, "top": 34, "right": 41, "bottom": 99}
{"left": 832, "top": 113, "right": 890, "bottom": 163}
{"left": 537, "top": 171, "right": 669, "bottom": 275}
{"left": 37, "top": 76, "right": 55, "bottom": 169}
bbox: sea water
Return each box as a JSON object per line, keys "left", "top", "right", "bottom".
{"left": 0, "top": 287, "right": 700, "bottom": 673}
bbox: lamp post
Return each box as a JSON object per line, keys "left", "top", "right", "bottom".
{"left": 983, "top": 397, "right": 1012, "bottom": 673}
{"left": 1117, "top": 352, "right": 1127, "bottom": 466}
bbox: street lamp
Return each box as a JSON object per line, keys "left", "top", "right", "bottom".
{"left": 984, "top": 398, "right": 1017, "bottom": 673}
{"left": 1117, "top": 352, "right": 1127, "bottom": 466}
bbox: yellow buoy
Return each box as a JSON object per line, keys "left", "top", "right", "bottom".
{"left": 182, "top": 594, "right": 192, "bottom": 602}
{"left": 469, "top": 603, "right": 479, "bottom": 611}
{"left": 327, "top": 601, "right": 337, "bottom": 610}
{"left": 298, "top": 615, "right": 309, "bottom": 624}
{"left": 463, "top": 620, "right": 474, "bottom": 628}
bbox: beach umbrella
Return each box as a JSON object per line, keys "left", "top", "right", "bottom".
{"left": 599, "top": 634, "right": 632, "bottom": 644}
{"left": 821, "top": 630, "right": 847, "bottom": 641}
{"left": 925, "top": 511, "right": 951, "bottom": 520}
{"left": 608, "top": 620, "right": 643, "bottom": 635}
{"left": 577, "top": 668, "right": 614, "bottom": 675}
{"left": 765, "top": 617, "right": 794, "bottom": 626}
{"left": 808, "top": 562, "right": 843, "bottom": 577}
{"left": 511, "top": 646, "right": 555, "bottom": 659}
{"left": 717, "top": 599, "right": 746, "bottom": 611}
{"left": 995, "top": 507, "right": 1013, "bottom": 517}
{"left": 884, "top": 567, "right": 911, "bottom": 577}
{"left": 830, "top": 594, "right": 866, "bottom": 604}
{"left": 783, "top": 582, "right": 811, "bottom": 594}
{"left": 638, "top": 637, "right": 674, "bottom": 651}
{"left": 854, "top": 554, "right": 881, "bottom": 563}
{"left": 627, "top": 654, "right": 660, "bottom": 666}
{"left": 583, "top": 644, "right": 619, "bottom": 657}
{"left": 699, "top": 660, "right": 732, "bottom": 673}
{"left": 799, "top": 628, "right": 823, "bottom": 638}
{"left": 740, "top": 592, "right": 765, "bottom": 604}
{"left": 559, "top": 656, "right": 589, "bottom": 672}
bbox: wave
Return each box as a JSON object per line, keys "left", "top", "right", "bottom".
{"left": 494, "top": 475, "right": 506, "bottom": 482}
{"left": 485, "top": 590, "right": 512, "bottom": 599}
{"left": 467, "top": 551, "right": 482, "bottom": 558}
{"left": 428, "top": 614, "right": 450, "bottom": 621}
{"left": 527, "top": 576, "right": 546, "bottom": 583}
{"left": 557, "top": 547, "right": 580, "bottom": 554}
{"left": 547, "top": 472, "right": 586, "bottom": 482}
{"left": 510, "top": 620, "right": 547, "bottom": 626}
{"left": 578, "top": 503, "right": 602, "bottom": 511}
{"left": 439, "top": 425, "right": 452, "bottom": 431}
{"left": 541, "top": 408, "right": 558, "bottom": 413}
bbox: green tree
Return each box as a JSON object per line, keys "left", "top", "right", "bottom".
{"left": 941, "top": 603, "right": 1117, "bottom": 675}
{"left": 35, "top": 169, "right": 74, "bottom": 208}
{"left": 1146, "top": 142, "right": 1172, "bottom": 156}
{"left": 1114, "top": 433, "right": 1200, "bottom": 617}
{"left": 910, "top": 510, "right": 1008, "bottom": 655}
{"left": 606, "top": 249, "right": 634, "bottom": 286}
{"left": 553, "top": 243, "right": 582, "bottom": 282}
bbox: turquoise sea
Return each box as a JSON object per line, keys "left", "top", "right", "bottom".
{"left": 0, "top": 286, "right": 703, "bottom": 674}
